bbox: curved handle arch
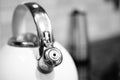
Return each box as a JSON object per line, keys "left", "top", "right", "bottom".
{"left": 8, "top": 2, "right": 54, "bottom": 47}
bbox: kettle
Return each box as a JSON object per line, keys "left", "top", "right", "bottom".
{"left": 0, "top": 2, "right": 78, "bottom": 80}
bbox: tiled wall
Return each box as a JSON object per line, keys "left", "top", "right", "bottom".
{"left": 0, "top": 0, "right": 120, "bottom": 48}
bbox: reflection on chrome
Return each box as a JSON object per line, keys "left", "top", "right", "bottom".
{"left": 8, "top": 2, "right": 63, "bottom": 74}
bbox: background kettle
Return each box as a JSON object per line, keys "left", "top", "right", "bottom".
{"left": 0, "top": 2, "right": 78, "bottom": 80}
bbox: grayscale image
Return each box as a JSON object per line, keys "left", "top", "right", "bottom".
{"left": 0, "top": 0, "right": 119, "bottom": 80}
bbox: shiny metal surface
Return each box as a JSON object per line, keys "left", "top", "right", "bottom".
{"left": 8, "top": 2, "right": 53, "bottom": 47}
{"left": 8, "top": 2, "right": 63, "bottom": 74}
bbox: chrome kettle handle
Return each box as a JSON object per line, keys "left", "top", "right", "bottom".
{"left": 8, "top": 2, "right": 63, "bottom": 74}
{"left": 9, "top": 2, "right": 53, "bottom": 47}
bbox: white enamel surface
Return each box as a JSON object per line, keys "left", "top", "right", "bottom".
{"left": 0, "top": 42, "right": 78, "bottom": 80}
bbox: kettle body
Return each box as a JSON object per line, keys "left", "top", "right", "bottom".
{"left": 0, "top": 42, "right": 78, "bottom": 80}
{"left": 0, "top": 2, "right": 78, "bottom": 80}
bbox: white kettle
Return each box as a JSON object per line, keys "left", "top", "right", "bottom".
{"left": 0, "top": 2, "right": 78, "bottom": 80}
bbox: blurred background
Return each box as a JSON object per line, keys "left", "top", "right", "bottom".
{"left": 0, "top": 0, "right": 120, "bottom": 80}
